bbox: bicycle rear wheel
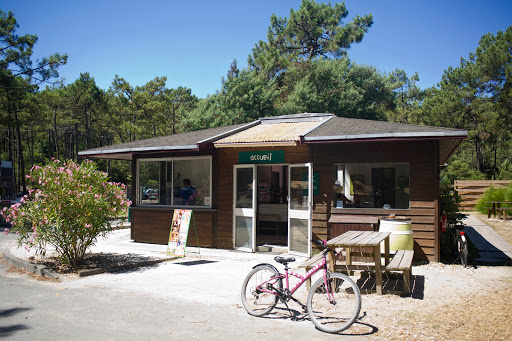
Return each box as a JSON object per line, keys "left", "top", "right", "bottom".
{"left": 458, "top": 235, "right": 468, "bottom": 267}
{"left": 307, "top": 272, "right": 361, "bottom": 333}
{"left": 241, "top": 265, "right": 282, "bottom": 317}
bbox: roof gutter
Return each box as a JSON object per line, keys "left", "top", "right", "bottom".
{"left": 214, "top": 141, "right": 298, "bottom": 148}
{"left": 78, "top": 144, "right": 199, "bottom": 157}
{"left": 304, "top": 130, "right": 468, "bottom": 143}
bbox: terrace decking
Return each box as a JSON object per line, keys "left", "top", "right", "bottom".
{"left": 463, "top": 215, "right": 512, "bottom": 265}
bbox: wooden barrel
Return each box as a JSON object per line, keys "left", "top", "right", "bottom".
{"left": 379, "top": 218, "right": 413, "bottom": 252}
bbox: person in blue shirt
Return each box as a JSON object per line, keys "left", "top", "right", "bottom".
{"left": 180, "top": 179, "right": 196, "bottom": 205}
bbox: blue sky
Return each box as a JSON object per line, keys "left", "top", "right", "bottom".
{"left": 1, "top": 0, "right": 511, "bottom": 98}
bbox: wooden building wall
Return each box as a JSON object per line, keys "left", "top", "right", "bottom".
{"left": 311, "top": 140, "right": 440, "bottom": 262}
{"left": 130, "top": 207, "right": 216, "bottom": 247}
{"left": 129, "top": 140, "right": 442, "bottom": 262}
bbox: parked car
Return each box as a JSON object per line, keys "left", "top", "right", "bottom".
{"left": 146, "top": 189, "right": 158, "bottom": 200}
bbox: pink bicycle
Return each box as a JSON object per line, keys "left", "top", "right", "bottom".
{"left": 241, "top": 240, "right": 361, "bottom": 333}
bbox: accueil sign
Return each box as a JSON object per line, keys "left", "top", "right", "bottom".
{"left": 238, "top": 150, "right": 285, "bottom": 164}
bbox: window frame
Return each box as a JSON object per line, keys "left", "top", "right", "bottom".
{"left": 136, "top": 156, "right": 212, "bottom": 208}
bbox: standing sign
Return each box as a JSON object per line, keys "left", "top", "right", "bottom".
{"left": 167, "top": 209, "right": 192, "bottom": 257}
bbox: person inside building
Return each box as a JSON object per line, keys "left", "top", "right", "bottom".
{"left": 180, "top": 178, "right": 196, "bottom": 205}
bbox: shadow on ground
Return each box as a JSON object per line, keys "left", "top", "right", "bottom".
{"left": 0, "top": 307, "right": 31, "bottom": 337}
{"left": 357, "top": 272, "right": 425, "bottom": 299}
{"left": 33, "top": 252, "right": 166, "bottom": 276}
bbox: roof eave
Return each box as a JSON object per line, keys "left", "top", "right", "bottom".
{"left": 214, "top": 141, "right": 298, "bottom": 148}
{"left": 78, "top": 144, "right": 199, "bottom": 159}
{"left": 304, "top": 131, "right": 468, "bottom": 143}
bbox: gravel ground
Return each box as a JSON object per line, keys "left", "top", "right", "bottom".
{"left": 4, "top": 215, "right": 512, "bottom": 340}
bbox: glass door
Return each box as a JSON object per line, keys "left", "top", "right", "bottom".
{"left": 233, "top": 165, "right": 257, "bottom": 252}
{"left": 288, "top": 163, "right": 312, "bottom": 257}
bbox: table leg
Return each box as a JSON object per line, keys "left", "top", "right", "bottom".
{"left": 374, "top": 245, "right": 383, "bottom": 295}
{"left": 327, "top": 249, "right": 335, "bottom": 273}
{"left": 384, "top": 238, "right": 390, "bottom": 266}
{"left": 346, "top": 247, "right": 352, "bottom": 276}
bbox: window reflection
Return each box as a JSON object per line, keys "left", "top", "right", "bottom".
{"left": 333, "top": 163, "right": 410, "bottom": 209}
{"left": 138, "top": 158, "right": 211, "bottom": 207}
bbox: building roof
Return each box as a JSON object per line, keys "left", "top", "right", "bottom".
{"left": 78, "top": 113, "right": 467, "bottom": 163}
{"left": 214, "top": 114, "right": 329, "bottom": 147}
{"left": 304, "top": 116, "right": 465, "bottom": 141}
{"left": 78, "top": 123, "right": 252, "bottom": 160}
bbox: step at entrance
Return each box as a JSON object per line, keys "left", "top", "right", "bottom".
{"left": 257, "top": 244, "right": 288, "bottom": 253}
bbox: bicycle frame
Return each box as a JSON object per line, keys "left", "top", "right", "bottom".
{"left": 259, "top": 251, "right": 341, "bottom": 303}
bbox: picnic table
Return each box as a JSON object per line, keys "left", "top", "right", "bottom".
{"left": 326, "top": 230, "right": 391, "bottom": 295}
{"left": 486, "top": 201, "right": 512, "bottom": 219}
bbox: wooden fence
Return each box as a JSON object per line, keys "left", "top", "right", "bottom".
{"left": 454, "top": 180, "right": 512, "bottom": 211}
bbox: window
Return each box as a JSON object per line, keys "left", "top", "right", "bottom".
{"left": 333, "top": 163, "right": 410, "bottom": 209}
{"left": 138, "top": 157, "right": 211, "bottom": 207}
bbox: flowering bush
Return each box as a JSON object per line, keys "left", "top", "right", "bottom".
{"left": 1, "top": 159, "right": 131, "bottom": 265}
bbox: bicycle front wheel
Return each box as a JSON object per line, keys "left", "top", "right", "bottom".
{"left": 241, "top": 265, "right": 282, "bottom": 317}
{"left": 307, "top": 272, "right": 361, "bottom": 333}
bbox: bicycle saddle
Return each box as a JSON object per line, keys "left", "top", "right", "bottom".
{"left": 274, "top": 256, "right": 295, "bottom": 264}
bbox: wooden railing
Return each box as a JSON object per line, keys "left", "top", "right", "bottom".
{"left": 454, "top": 180, "right": 512, "bottom": 211}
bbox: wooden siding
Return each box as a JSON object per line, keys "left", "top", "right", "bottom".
{"left": 312, "top": 140, "right": 440, "bottom": 262}
{"left": 454, "top": 180, "right": 512, "bottom": 211}
{"left": 131, "top": 207, "right": 215, "bottom": 247}
{"left": 128, "top": 139, "right": 442, "bottom": 262}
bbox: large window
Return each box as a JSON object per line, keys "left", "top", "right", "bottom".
{"left": 138, "top": 157, "right": 211, "bottom": 207}
{"left": 333, "top": 163, "right": 410, "bottom": 209}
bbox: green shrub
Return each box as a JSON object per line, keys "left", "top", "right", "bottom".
{"left": 475, "top": 184, "right": 512, "bottom": 213}
{"left": 1, "top": 159, "right": 131, "bottom": 265}
{"left": 498, "top": 159, "right": 512, "bottom": 180}
{"left": 440, "top": 177, "right": 463, "bottom": 226}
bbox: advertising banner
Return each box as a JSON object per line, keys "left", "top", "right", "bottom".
{"left": 166, "top": 209, "right": 192, "bottom": 257}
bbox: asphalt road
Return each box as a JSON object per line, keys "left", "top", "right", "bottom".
{"left": 0, "top": 232, "right": 362, "bottom": 340}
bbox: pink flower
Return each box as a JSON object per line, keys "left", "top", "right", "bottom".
{"left": 85, "top": 224, "right": 92, "bottom": 228}
{"left": 3, "top": 228, "right": 9, "bottom": 235}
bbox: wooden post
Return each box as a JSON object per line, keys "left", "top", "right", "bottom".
{"left": 327, "top": 249, "right": 335, "bottom": 273}
{"left": 374, "top": 245, "right": 383, "bottom": 295}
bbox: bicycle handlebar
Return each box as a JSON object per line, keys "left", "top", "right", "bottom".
{"left": 312, "top": 239, "right": 326, "bottom": 249}
{"left": 312, "top": 239, "right": 337, "bottom": 256}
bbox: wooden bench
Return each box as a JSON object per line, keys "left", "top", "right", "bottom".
{"left": 385, "top": 249, "right": 414, "bottom": 295}
{"left": 298, "top": 248, "right": 343, "bottom": 290}
{"left": 501, "top": 207, "right": 512, "bottom": 220}
{"left": 485, "top": 207, "right": 494, "bottom": 219}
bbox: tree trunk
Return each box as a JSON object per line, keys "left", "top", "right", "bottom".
{"left": 474, "top": 134, "right": 485, "bottom": 173}
{"left": 75, "top": 123, "right": 79, "bottom": 161}
{"left": 14, "top": 110, "right": 26, "bottom": 193}
{"left": 85, "top": 106, "right": 91, "bottom": 150}
{"left": 53, "top": 109, "right": 60, "bottom": 160}
{"left": 172, "top": 106, "right": 176, "bottom": 134}
{"left": 7, "top": 111, "right": 13, "bottom": 162}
